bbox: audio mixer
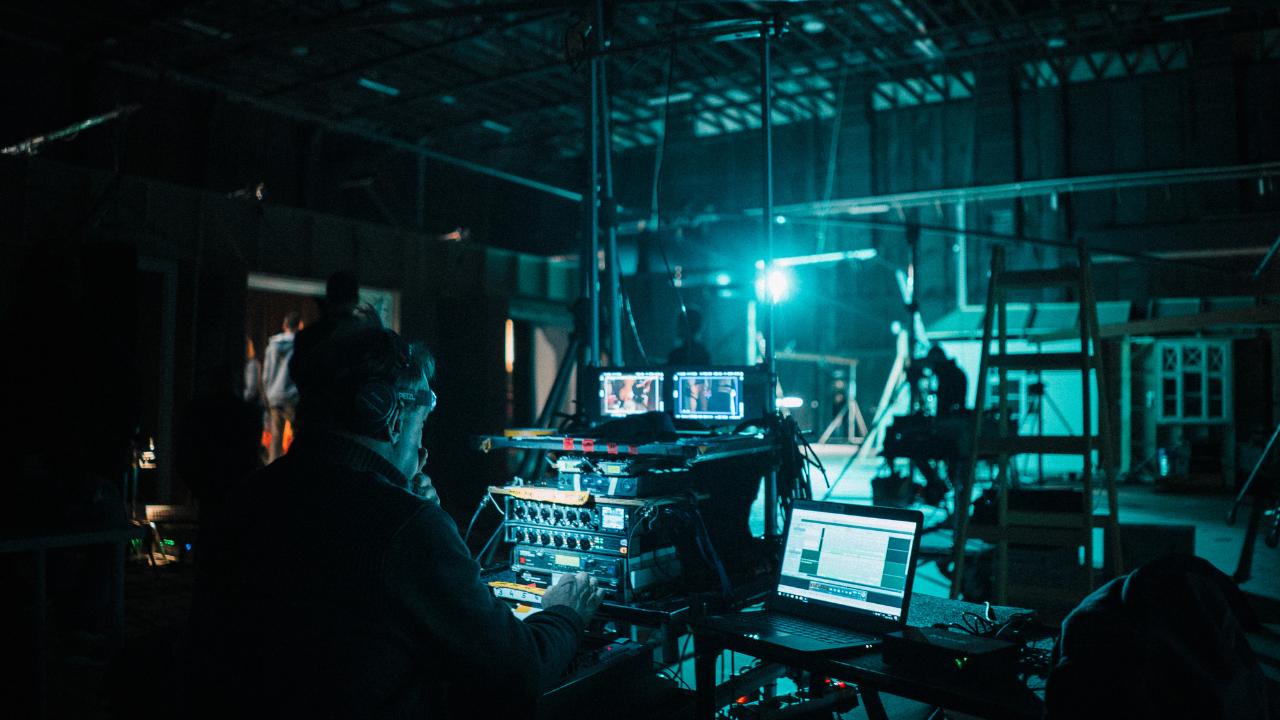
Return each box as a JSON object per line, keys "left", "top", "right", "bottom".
{"left": 493, "top": 487, "right": 689, "bottom": 602}
{"left": 503, "top": 494, "right": 649, "bottom": 555}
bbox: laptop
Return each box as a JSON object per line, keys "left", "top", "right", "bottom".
{"left": 698, "top": 499, "right": 924, "bottom": 654}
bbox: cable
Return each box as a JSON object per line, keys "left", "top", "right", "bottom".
{"left": 775, "top": 415, "right": 816, "bottom": 508}
{"left": 657, "top": 633, "right": 692, "bottom": 688}
{"left": 620, "top": 276, "right": 651, "bottom": 365}
{"left": 692, "top": 507, "right": 734, "bottom": 597}
{"left": 930, "top": 610, "right": 1057, "bottom": 685}
{"left": 464, "top": 495, "right": 488, "bottom": 543}
{"left": 653, "top": 662, "right": 692, "bottom": 690}
{"left": 650, "top": 0, "right": 692, "bottom": 345}
{"left": 475, "top": 519, "right": 506, "bottom": 562}
{"left": 463, "top": 492, "right": 503, "bottom": 544}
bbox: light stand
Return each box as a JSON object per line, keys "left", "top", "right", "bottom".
{"left": 575, "top": 11, "right": 787, "bottom": 539}
{"left": 760, "top": 17, "right": 781, "bottom": 540}
{"left": 596, "top": 0, "right": 623, "bottom": 366}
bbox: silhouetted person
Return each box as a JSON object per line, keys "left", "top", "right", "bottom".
{"left": 324, "top": 271, "right": 360, "bottom": 317}
{"left": 186, "top": 311, "right": 603, "bottom": 719}
{"left": 243, "top": 336, "right": 263, "bottom": 406}
{"left": 1046, "top": 554, "right": 1269, "bottom": 720}
{"left": 666, "top": 308, "right": 712, "bottom": 366}
{"left": 176, "top": 383, "right": 264, "bottom": 519}
{"left": 912, "top": 346, "right": 967, "bottom": 417}
{"left": 263, "top": 312, "right": 301, "bottom": 462}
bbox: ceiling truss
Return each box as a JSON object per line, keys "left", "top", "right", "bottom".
{"left": 3, "top": 1, "right": 1277, "bottom": 163}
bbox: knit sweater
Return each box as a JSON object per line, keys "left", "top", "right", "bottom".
{"left": 185, "top": 433, "right": 583, "bottom": 719}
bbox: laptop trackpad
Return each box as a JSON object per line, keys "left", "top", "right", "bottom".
{"left": 766, "top": 631, "right": 841, "bottom": 652}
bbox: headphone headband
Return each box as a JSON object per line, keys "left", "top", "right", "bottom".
{"left": 345, "top": 330, "right": 422, "bottom": 436}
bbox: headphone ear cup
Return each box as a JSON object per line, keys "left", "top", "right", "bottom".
{"left": 351, "top": 378, "right": 398, "bottom": 435}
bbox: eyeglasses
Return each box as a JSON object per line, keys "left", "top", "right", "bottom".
{"left": 397, "top": 388, "right": 437, "bottom": 413}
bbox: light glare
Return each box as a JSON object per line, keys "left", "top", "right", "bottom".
{"left": 767, "top": 270, "right": 789, "bottom": 303}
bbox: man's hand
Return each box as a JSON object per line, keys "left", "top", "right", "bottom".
{"left": 541, "top": 572, "right": 605, "bottom": 624}
{"left": 413, "top": 473, "right": 439, "bottom": 503}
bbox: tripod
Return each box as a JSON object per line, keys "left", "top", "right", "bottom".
{"left": 1227, "top": 424, "right": 1280, "bottom": 583}
{"left": 1017, "top": 378, "right": 1076, "bottom": 483}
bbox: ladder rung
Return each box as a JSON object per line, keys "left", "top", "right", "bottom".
{"left": 977, "top": 435, "right": 1097, "bottom": 455}
{"left": 999, "top": 267, "right": 1081, "bottom": 288}
{"left": 1006, "top": 510, "right": 1090, "bottom": 527}
{"left": 988, "top": 352, "right": 1091, "bottom": 371}
{"left": 966, "top": 524, "right": 1085, "bottom": 546}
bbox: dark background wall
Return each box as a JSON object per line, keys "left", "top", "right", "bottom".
{"left": 0, "top": 34, "right": 586, "bottom": 256}
{"left": 2, "top": 29, "right": 1279, "bottom": 501}
{"left": 0, "top": 158, "right": 512, "bottom": 528}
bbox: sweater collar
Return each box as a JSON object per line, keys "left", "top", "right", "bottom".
{"left": 287, "top": 432, "right": 412, "bottom": 491}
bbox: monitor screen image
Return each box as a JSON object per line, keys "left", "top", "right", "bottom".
{"left": 672, "top": 370, "right": 745, "bottom": 421}
{"left": 599, "top": 371, "right": 664, "bottom": 417}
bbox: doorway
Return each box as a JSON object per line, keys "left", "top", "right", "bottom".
{"left": 245, "top": 273, "right": 401, "bottom": 458}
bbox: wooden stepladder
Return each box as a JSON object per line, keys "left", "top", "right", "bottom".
{"left": 950, "top": 238, "right": 1122, "bottom": 605}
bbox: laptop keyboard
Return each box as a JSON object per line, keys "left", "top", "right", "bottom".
{"left": 732, "top": 613, "right": 875, "bottom": 644}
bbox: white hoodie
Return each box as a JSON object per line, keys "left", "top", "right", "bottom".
{"left": 262, "top": 331, "right": 298, "bottom": 407}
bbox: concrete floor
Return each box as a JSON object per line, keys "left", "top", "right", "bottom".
{"left": 777, "top": 443, "right": 1280, "bottom": 605}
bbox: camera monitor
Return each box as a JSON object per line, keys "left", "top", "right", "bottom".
{"left": 598, "top": 371, "right": 665, "bottom": 418}
{"left": 672, "top": 370, "right": 746, "bottom": 422}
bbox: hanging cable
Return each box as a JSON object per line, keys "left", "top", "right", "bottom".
{"left": 475, "top": 517, "right": 506, "bottom": 562}
{"left": 620, "top": 276, "right": 651, "bottom": 365}
{"left": 651, "top": 0, "right": 692, "bottom": 345}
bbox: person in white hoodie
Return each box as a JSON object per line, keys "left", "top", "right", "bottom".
{"left": 263, "top": 312, "right": 301, "bottom": 462}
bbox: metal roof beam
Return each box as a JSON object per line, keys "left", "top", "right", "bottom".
{"left": 264, "top": 14, "right": 553, "bottom": 99}
{"left": 769, "top": 161, "right": 1280, "bottom": 217}
{"left": 107, "top": 58, "right": 583, "bottom": 202}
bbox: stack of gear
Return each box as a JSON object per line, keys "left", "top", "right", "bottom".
{"left": 502, "top": 487, "right": 683, "bottom": 602}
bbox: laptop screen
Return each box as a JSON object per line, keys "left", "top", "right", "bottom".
{"left": 777, "top": 505, "right": 918, "bottom": 622}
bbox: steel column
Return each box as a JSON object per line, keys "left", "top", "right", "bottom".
{"left": 587, "top": 57, "right": 601, "bottom": 366}
{"left": 762, "top": 22, "right": 779, "bottom": 539}
{"left": 597, "top": 0, "right": 623, "bottom": 365}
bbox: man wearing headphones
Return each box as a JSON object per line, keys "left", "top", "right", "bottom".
{"left": 186, "top": 314, "right": 603, "bottom": 718}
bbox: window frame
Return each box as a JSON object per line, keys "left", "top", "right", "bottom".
{"left": 1155, "top": 339, "right": 1231, "bottom": 424}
